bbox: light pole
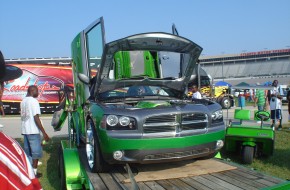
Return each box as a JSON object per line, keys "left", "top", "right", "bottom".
{"left": 221, "top": 52, "right": 225, "bottom": 81}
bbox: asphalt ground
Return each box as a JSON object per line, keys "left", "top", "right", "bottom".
{"left": 0, "top": 105, "right": 289, "bottom": 138}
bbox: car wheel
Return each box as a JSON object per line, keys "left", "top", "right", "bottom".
{"left": 242, "top": 146, "right": 254, "bottom": 164}
{"left": 221, "top": 97, "right": 231, "bottom": 109}
{"left": 86, "top": 119, "right": 109, "bottom": 173}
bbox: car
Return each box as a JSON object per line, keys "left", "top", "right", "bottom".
{"left": 52, "top": 17, "right": 226, "bottom": 173}
{"left": 278, "top": 85, "right": 289, "bottom": 103}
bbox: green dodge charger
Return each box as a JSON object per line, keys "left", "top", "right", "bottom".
{"left": 52, "top": 17, "right": 225, "bottom": 173}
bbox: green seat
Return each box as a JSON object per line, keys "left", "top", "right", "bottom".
{"left": 114, "top": 51, "right": 159, "bottom": 79}
{"left": 234, "top": 109, "right": 251, "bottom": 120}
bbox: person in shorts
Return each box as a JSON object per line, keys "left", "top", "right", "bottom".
{"left": 21, "top": 85, "right": 50, "bottom": 177}
{"left": 269, "top": 94, "right": 282, "bottom": 130}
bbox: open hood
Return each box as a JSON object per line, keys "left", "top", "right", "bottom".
{"left": 93, "top": 32, "right": 202, "bottom": 96}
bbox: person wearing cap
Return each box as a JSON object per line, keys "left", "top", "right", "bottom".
{"left": 0, "top": 50, "right": 22, "bottom": 116}
{"left": 0, "top": 50, "right": 42, "bottom": 188}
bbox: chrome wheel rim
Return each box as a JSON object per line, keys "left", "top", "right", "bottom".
{"left": 224, "top": 99, "right": 230, "bottom": 108}
{"left": 86, "top": 122, "right": 94, "bottom": 169}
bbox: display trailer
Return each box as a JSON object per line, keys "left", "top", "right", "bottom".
{"left": 2, "top": 59, "right": 73, "bottom": 113}
{"left": 51, "top": 17, "right": 290, "bottom": 190}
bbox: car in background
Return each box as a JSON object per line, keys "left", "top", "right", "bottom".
{"left": 278, "top": 85, "right": 289, "bottom": 103}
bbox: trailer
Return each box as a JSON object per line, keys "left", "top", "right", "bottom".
{"left": 59, "top": 135, "right": 290, "bottom": 190}
{"left": 2, "top": 60, "right": 73, "bottom": 113}
{"left": 52, "top": 17, "right": 290, "bottom": 190}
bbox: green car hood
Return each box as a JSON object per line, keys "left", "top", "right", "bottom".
{"left": 93, "top": 32, "right": 202, "bottom": 96}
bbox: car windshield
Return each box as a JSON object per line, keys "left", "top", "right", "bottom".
{"left": 98, "top": 85, "right": 179, "bottom": 100}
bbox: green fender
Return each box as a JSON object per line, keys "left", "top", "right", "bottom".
{"left": 61, "top": 140, "right": 91, "bottom": 190}
{"left": 242, "top": 141, "right": 256, "bottom": 147}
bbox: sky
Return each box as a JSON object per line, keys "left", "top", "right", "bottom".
{"left": 1, "top": 0, "right": 290, "bottom": 59}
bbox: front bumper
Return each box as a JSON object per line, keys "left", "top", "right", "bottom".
{"left": 99, "top": 129, "right": 225, "bottom": 164}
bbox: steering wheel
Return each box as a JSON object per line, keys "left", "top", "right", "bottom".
{"left": 255, "top": 111, "right": 270, "bottom": 121}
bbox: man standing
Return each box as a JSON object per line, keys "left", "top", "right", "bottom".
{"left": 191, "top": 85, "right": 202, "bottom": 99}
{"left": 21, "top": 85, "right": 49, "bottom": 177}
{"left": 255, "top": 86, "right": 266, "bottom": 111}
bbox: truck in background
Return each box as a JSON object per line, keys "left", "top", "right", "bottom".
{"left": 188, "top": 66, "right": 234, "bottom": 109}
{"left": 2, "top": 60, "right": 73, "bottom": 113}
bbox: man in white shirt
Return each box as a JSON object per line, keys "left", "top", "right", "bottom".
{"left": 192, "top": 85, "right": 202, "bottom": 100}
{"left": 21, "top": 85, "right": 49, "bottom": 177}
{"left": 268, "top": 80, "right": 283, "bottom": 130}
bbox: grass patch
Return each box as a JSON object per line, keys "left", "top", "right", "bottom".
{"left": 17, "top": 136, "right": 66, "bottom": 190}
{"left": 222, "top": 123, "right": 290, "bottom": 180}
{"left": 37, "top": 136, "right": 66, "bottom": 190}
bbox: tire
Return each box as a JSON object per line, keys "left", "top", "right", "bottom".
{"left": 58, "top": 146, "right": 67, "bottom": 190}
{"left": 242, "top": 146, "right": 254, "bottom": 164}
{"left": 221, "top": 97, "right": 231, "bottom": 109}
{"left": 86, "top": 119, "right": 109, "bottom": 173}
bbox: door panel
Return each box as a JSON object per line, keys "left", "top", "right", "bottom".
{"left": 74, "top": 17, "right": 105, "bottom": 106}
{"left": 84, "top": 17, "right": 105, "bottom": 80}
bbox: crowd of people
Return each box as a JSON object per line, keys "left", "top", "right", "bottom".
{"left": 189, "top": 80, "right": 290, "bottom": 130}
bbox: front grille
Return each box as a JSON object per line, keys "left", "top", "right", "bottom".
{"left": 182, "top": 113, "right": 208, "bottom": 130}
{"left": 144, "top": 148, "right": 210, "bottom": 160}
{"left": 143, "top": 113, "right": 208, "bottom": 133}
{"left": 143, "top": 125, "right": 177, "bottom": 133}
{"left": 182, "top": 113, "right": 207, "bottom": 121}
{"left": 144, "top": 114, "right": 177, "bottom": 133}
{"left": 145, "top": 115, "right": 176, "bottom": 124}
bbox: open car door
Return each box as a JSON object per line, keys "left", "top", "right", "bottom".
{"left": 73, "top": 17, "right": 105, "bottom": 104}
{"left": 52, "top": 17, "right": 105, "bottom": 131}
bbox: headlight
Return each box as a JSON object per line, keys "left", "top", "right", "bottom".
{"left": 119, "top": 116, "right": 130, "bottom": 126}
{"left": 211, "top": 112, "right": 218, "bottom": 120}
{"left": 211, "top": 110, "right": 223, "bottom": 121}
{"left": 103, "top": 115, "right": 136, "bottom": 130}
{"left": 106, "top": 115, "right": 118, "bottom": 126}
{"left": 217, "top": 110, "right": 223, "bottom": 119}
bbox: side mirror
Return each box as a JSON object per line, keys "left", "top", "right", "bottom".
{"left": 78, "top": 73, "right": 90, "bottom": 85}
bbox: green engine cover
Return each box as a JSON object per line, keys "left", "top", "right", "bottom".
{"left": 135, "top": 101, "right": 171, "bottom": 108}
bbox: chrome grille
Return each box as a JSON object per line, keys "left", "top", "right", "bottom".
{"left": 143, "top": 113, "right": 208, "bottom": 133}
{"left": 144, "top": 148, "right": 210, "bottom": 160}
{"left": 182, "top": 113, "right": 208, "bottom": 130}
{"left": 145, "top": 115, "right": 176, "bottom": 124}
{"left": 144, "top": 114, "right": 177, "bottom": 133}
